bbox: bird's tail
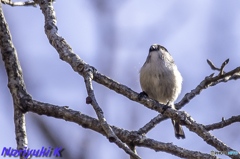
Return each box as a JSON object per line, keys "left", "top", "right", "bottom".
{"left": 172, "top": 119, "right": 185, "bottom": 139}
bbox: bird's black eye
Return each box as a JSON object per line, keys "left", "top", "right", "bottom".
{"left": 159, "top": 45, "right": 168, "bottom": 52}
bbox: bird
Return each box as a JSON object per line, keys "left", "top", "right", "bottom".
{"left": 139, "top": 44, "right": 185, "bottom": 139}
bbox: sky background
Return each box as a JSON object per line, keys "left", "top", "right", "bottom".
{"left": 1, "top": 0, "right": 240, "bottom": 159}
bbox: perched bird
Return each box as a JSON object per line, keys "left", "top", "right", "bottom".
{"left": 139, "top": 44, "right": 185, "bottom": 139}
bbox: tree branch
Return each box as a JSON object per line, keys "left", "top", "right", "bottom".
{"left": 205, "top": 115, "right": 240, "bottom": 131}
{"left": 27, "top": 100, "right": 218, "bottom": 159}
{"left": 177, "top": 59, "right": 240, "bottom": 109}
{"left": 138, "top": 59, "right": 240, "bottom": 135}
{"left": 127, "top": 143, "right": 138, "bottom": 159}
{"left": 33, "top": 0, "right": 192, "bottom": 133}
{"left": 0, "top": 3, "right": 31, "bottom": 159}
{"left": 207, "top": 59, "right": 223, "bottom": 72}
{"left": 1, "top": 0, "right": 37, "bottom": 7}
{"left": 137, "top": 138, "right": 219, "bottom": 159}
{"left": 84, "top": 70, "right": 140, "bottom": 159}
{"left": 207, "top": 59, "right": 229, "bottom": 75}
{"left": 32, "top": 0, "right": 240, "bottom": 157}
{"left": 137, "top": 114, "right": 168, "bottom": 135}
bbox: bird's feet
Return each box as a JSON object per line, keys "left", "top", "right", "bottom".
{"left": 138, "top": 91, "right": 148, "bottom": 101}
{"left": 162, "top": 102, "right": 171, "bottom": 114}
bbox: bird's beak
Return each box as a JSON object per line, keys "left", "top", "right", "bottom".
{"left": 149, "top": 45, "right": 158, "bottom": 52}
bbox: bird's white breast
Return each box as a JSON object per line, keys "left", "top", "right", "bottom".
{"left": 140, "top": 51, "right": 182, "bottom": 104}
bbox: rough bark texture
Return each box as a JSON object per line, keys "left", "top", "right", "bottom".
{"left": 0, "top": 3, "right": 31, "bottom": 159}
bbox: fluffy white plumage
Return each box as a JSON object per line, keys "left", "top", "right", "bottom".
{"left": 140, "top": 45, "right": 182, "bottom": 105}
{"left": 139, "top": 44, "right": 185, "bottom": 139}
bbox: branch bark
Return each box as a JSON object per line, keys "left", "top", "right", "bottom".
{"left": 0, "top": 3, "right": 31, "bottom": 159}
{"left": 1, "top": 0, "right": 37, "bottom": 7}
{"left": 138, "top": 59, "right": 240, "bottom": 135}
{"left": 205, "top": 115, "right": 240, "bottom": 131}
{"left": 32, "top": 0, "right": 240, "bottom": 158}
{"left": 84, "top": 70, "right": 141, "bottom": 159}
{"left": 27, "top": 100, "right": 218, "bottom": 159}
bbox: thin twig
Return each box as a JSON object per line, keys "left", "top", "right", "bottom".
{"left": 205, "top": 115, "right": 240, "bottom": 131}
{"left": 177, "top": 59, "right": 239, "bottom": 109}
{"left": 138, "top": 114, "right": 168, "bottom": 135}
{"left": 127, "top": 143, "right": 138, "bottom": 159}
{"left": 207, "top": 59, "right": 229, "bottom": 75}
{"left": 207, "top": 59, "right": 221, "bottom": 72}
{"left": 219, "top": 59, "right": 229, "bottom": 75}
{"left": 84, "top": 70, "right": 141, "bottom": 159}
{"left": 1, "top": 0, "right": 37, "bottom": 7}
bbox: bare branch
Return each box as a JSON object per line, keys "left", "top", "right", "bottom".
{"left": 32, "top": 0, "right": 240, "bottom": 156}
{"left": 84, "top": 70, "right": 141, "bottom": 159}
{"left": 34, "top": 0, "right": 191, "bottom": 130}
{"left": 177, "top": 59, "right": 239, "bottom": 109}
{"left": 185, "top": 121, "right": 240, "bottom": 158}
{"left": 138, "top": 60, "right": 240, "bottom": 134}
{"left": 137, "top": 138, "right": 219, "bottom": 159}
{"left": 138, "top": 114, "right": 168, "bottom": 135}
{"left": 137, "top": 60, "right": 240, "bottom": 157}
{"left": 127, "top": 143, "right": 138, "bottom": 159}
{"left": 1, "top": 0, "right": 37, "bottom": 7}
{"left": 27, "top": 100, "right": 218, "bottom": 159}
{"left": 219, "top": 59, "right": 229, "bottom": 75}
{"left": 207, "top": 59, "right": 229, "bottom": 75}
{"left": 137, "top": 73, "right": 217, "bottom": 136}
{"left": 0, "top": 3, "right": 31, "bottom": 159}
{"left": 137, "top": 61, "right": 240, "bottom": 135}
{"left": 207, "top": 59, "right": 222, "bottom": 72}
{"left": 34, "top": 0, "right": 176, "bottom": 132}
{"left": 84, "top": 70, "right": 115, "bottom": 139}
{"left": 205, "top": 115, "right": 240, "bottom": 131}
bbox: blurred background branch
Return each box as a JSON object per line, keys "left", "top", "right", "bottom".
{"left": 1, "top": 0, "right": 37, "bottom": 7}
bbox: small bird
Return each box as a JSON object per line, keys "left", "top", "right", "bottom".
{"left": 139, "top": 44, "right": 185, "bottom": 139}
